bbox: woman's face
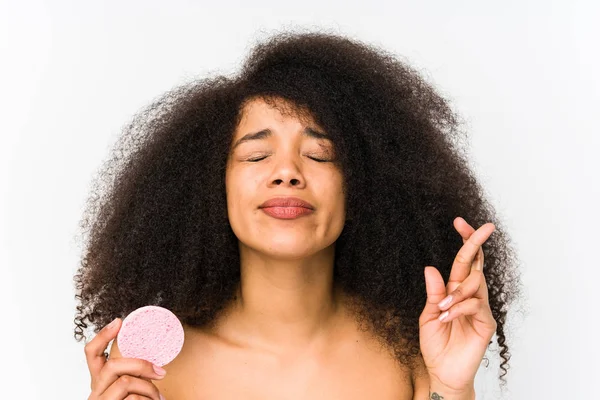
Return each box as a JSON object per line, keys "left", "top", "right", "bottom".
{"left": 225, "top": 97, "right": 346, "bottom": 259}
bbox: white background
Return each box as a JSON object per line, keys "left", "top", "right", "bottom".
{"left": 1, "top": 1, "right": 598, "bottom": 398}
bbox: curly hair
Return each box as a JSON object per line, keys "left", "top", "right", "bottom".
{"left": 73, "top": 29, "right": 524, "bottom": 390}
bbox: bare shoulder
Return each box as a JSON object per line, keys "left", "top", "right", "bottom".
{"left": 108, "top": 310, "right": 419, "bottom": 400}
{"left": 152, "top": 318, "right": 415, "bottom": 399}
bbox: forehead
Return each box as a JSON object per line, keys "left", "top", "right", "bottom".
{"left": 236, "top": 96, "right": 319, "bottom": 131}
{"left": 231, "top": 98, "right": 331, "bottom": 151}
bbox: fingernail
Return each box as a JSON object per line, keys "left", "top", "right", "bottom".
{"left": 153, "top": 364, "right": 167, "bottom": 376}
{"left": 438, "top": 295, "right": 452, "bottom": 309}
{"left": 106, "top": 318, "right": 119, "bottom": 330}
{"left": 160, "top": 394, "right": 166, "bottom": 400}
{"left": 439, "top": 311, "right": 449, "bottom": 322}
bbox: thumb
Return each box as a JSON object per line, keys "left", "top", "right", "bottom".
{"left": 85, "top": 318, "right": 121, "bottom": 381}
{"left": 423, "top": 266, "right": 448, "bottom": 313}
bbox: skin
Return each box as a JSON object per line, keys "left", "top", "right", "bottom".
{"left": 106, "top": 97, "right": 417, "bottom": 399}
{"left": 87, "top": 97, "right": 495, "bottom": 399}
{"left": 221, "top": 96, "right": 348, "bottom": 354}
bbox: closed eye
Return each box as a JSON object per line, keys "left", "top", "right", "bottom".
{"left": 247, "top": 156, "right": 330, "bottom": 162}
{"left": 247, "top": 156, "right": 266, "bottom": 162}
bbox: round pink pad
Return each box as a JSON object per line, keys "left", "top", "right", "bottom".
{"left": 117, "top": 305, "right": 184, "bottom": 367}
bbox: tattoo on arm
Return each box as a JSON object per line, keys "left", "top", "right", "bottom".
{"left": 430, "top": 392, "right": 444, "bottom": 400}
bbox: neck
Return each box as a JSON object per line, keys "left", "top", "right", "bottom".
{"left": 218, "top": 243, "right": 343, "bottom": 351}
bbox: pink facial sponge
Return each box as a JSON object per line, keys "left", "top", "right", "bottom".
{"left": 116, "top": 305, "right": 185, "bottom": 367}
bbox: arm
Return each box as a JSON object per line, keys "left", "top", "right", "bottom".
{"left": 427, "top": 378, "right": 475, "bottom": 400}
{"left": 411, "top": 356, "right": 475, "bottom": 400}
{"left": 413, "top": 373, "right": 475, "bottom": 400}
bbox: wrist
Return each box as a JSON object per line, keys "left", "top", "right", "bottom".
{"left": 428, "top": 377, "right": 475, "bottom": 400}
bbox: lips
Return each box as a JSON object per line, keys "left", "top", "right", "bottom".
{"left": 258, "top": 197, "right": 315, "bottom": 220}
{"left": 260, "top": 207, "right": 314, "bottom": 219}
{"left": 258, "top": 197, "right": 314, "bottom": 210}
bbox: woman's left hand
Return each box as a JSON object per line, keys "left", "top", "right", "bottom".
{"left": 418, "top": 217, "right": 498, "bottom": 393}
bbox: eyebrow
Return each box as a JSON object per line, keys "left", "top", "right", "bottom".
{"left": 231, "top": 127, "right": 330, "bottom": 150}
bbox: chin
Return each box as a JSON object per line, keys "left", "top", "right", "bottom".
{"left": 243, "top": 237, "right": 316, "bottom": 256}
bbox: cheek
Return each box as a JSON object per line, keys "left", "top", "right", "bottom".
{"left": 226, "top": 169, "right": 259, "bottom": 210}
{"left": 320, "top": 175, "right": 346, "bottom": 212}
{"left": 225, "top": 169, "right": 242, "bottom": 211}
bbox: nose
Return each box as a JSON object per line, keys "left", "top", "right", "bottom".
{"left": 267, "top": 154, "right": 306, "bottom": 188}
{"left": 273, "top": 177, "right": 301, "bottom": 186}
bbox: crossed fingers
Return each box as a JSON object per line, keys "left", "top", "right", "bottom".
{"left": 437, "top": 218, "right": 495, "bottom": 323}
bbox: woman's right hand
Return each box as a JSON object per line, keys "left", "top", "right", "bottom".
{"left": 84, "top": 318, "right": 167, "bottom": 400}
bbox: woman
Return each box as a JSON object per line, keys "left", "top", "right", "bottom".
{"left": 74, "top": 31, "right": 523, "bottom": 399}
